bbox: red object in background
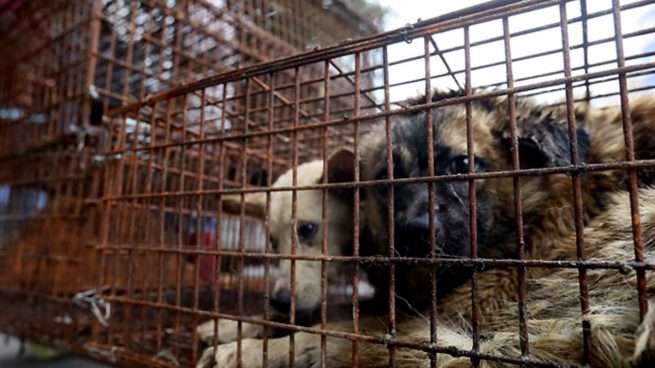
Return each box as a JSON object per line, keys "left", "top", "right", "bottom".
{"left": 189, "top": 230, "right": 216, "bottom": 284}
{"left": 0, "top": 0, "right": 23, "bottom": 12}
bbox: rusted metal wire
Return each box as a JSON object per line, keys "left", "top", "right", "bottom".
{"left": 559, "top": 2, "right": 592, "bottom": 363}
{"left": 611, "top": 0, "right": 648, "bottom": 323}
{"left": 463, "top": 25, "right": 481, "bottom": 367}
{"left": 382, "top": 44, "right": 397, "bottom": 368}
{"left": 423, "top": 35, "right": 439, "bottom": 368}
{"left": 501, "top": 14, "right": 531, "bottom": 360}
{"left": 2, "top": 0, "right": 655, "bottom": 367}
{"left": 0, "top": 0, "right": 378, "bottom": 366}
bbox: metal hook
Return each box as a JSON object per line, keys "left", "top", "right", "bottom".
{"left": 72, "top": 289, "right": 111, "bottom": 327}
{"left": 401, "top": 23, "right": 414, "bottom": 44}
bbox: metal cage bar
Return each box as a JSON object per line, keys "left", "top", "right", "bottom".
{"left": 2, "top": 0, "right": 655, "bottom": 367}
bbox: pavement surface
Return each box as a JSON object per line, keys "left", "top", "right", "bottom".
{"left": 0, "top": 334, "right": 108, "bottom": 367}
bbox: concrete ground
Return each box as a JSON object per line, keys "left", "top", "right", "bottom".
{"left": 0, "top": 334, "right": 108, "bottom": 368}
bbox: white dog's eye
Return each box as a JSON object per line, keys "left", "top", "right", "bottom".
{"left": 297, "top": 223, "right": 318, "bottom": 241}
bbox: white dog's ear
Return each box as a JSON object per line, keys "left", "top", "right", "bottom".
{"left": 221, "top": 192, "right": 266, "bottom": 218}
{"left": 325, "top": 147, "right": 356, "bottom": 184}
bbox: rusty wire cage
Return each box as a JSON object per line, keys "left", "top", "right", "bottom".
{"left": 0, "top": 0, "right": 378, "bottom": 362}
{"left": 0, "top": 0, "right": 378, "bottom": 155}
{"left": 3, "top": 0, "right": 655, "bottom": 367}
{"left": 0, "top": 145, "right": 101, "bottom": 345}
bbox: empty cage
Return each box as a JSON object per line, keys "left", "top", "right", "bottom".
{"left": 0, "top": 145, "right": 102, "bottom": 345}
{"left": 3, "top": 0, "right": 655, "bottom": 367}
{"left": 0, "top": 0, "right": 378, "bottom": 155}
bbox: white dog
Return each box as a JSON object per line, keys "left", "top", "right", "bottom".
{"left": 196, "top": 148, "right": 357, "bottom": 365}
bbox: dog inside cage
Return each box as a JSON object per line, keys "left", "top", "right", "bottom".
{"left": 185, "top": 2, "right": 655, "bottom": 367}
{"left": 2, "top": 0, "right": 655, "bottom": 367}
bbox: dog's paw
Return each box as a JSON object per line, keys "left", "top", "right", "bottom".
{"left": 213, "top": 339, "right": 269, "bottom": 368}
{"left": 197, "top": 318, "right": 263, "bottom": 344}
{"left": 196, "top": 340, "right": 263, "bottom": 368}
{"left": 202, "top": 333, "right": 322, "bottom": 368}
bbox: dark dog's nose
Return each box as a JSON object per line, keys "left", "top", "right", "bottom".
{"left": 403, "top": 213, "right": 441, "bottom": 234}
{"left": 398, "top": 213, "right": 443, "bottom": 257}
{"left": 269, "top": 289, "right": 291, "bottom": 314}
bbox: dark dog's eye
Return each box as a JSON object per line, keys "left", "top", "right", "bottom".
{"left": 449, "top": 155, "right": 479, "bottom": 174}
{"left": 375, "top": 167, "right": 388, "bottom": 181}
{"left": 269, "top": 236, "right": 278, "bottom": 251}
{"left": 297, "top": 223, "right": 318, "bottom": 241}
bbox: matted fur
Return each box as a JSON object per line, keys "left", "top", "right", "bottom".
{"left": 204, "top": 188, "right": 655, "bottom": 367}
{"left": 202, "top": 94, "right": 655, "bottom": 367}
{"left": 360, "top": 93, "right": 655, "bottom": 311}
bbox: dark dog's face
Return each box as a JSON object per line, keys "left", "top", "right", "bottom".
{"left": 363, "top": 105, "right": 505, "bottom": 261}
{"left": 362, "top": 93, "right": 590, "bottom": 267}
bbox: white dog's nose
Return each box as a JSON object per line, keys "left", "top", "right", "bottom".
{"left": 270, "top": 289, "right": 291, "bottom": 314}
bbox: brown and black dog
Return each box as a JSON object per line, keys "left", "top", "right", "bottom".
{"left": 365, "top": 187, "right": 655, "bottom": 367}
{"left": 204, "top": 92, "right": 655, "bottom": 367}
{"left": 361, "top": 91, "right": 655, "bottom": 313}
{"left": 202, "top": 187, "right": 655, "bottom": 368}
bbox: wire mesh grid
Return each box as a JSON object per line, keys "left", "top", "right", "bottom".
{"left": 3, "top": 0, "right": 655, "bottom": 367}
{"left": 0, "top": 144, "right": 101, "bottom": 345}
{"left": 0, "top": 0, "right": 378, "bottom": 361}
{"left": 0, "top": 0, "right": 378, "bottom": 156}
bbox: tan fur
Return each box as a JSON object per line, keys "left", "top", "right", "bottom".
{"left": 632, "top": 301, "right": 655, "bottom": 367}
{"left": 435, "top": 96, "right": 655, "bottom": 324}
{"left": 196, "top": 149, "right": 355, "bottom": 361}
{"left": 361, "top": 94, "right": 655, "bottom": 315}
{"left": 205, "top": 188, "right": 655, "bottom": 367}
{"left": 201, "top": 95, "right": 655, "bottom": 367}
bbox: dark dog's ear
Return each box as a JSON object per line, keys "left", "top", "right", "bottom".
{"left": 323, "top": 148, "right": 356, "bottom": 197}
{"left": 325, "top": 148, "right": 355, "bottom": 183}
{"left": 496, "top": 111, "right": 590, "bottom": 169}
{"left": 398, "top": 89, "right": 506, "bottom": 115}
{"left": 397, "top": 89, "right": 467, "bottom": 113}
